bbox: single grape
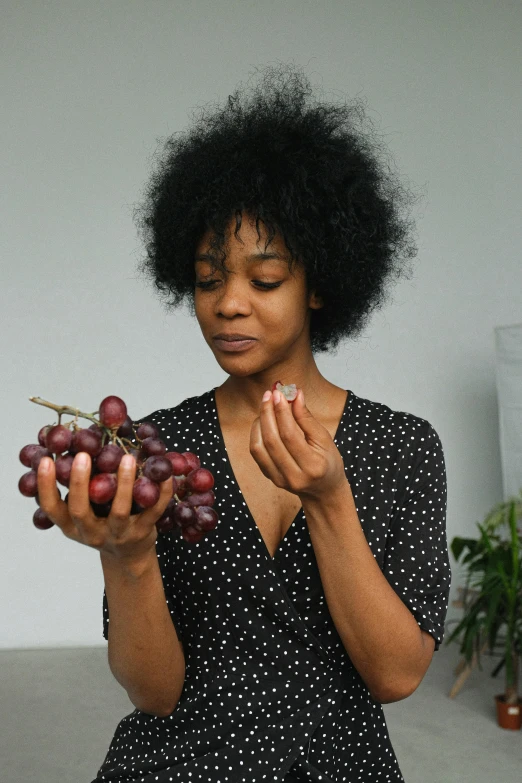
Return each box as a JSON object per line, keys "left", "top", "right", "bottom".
{"left": 99, "top": 395, "right": 128, "bottom": 429}
{"left": 70, "top": 428, "right": 103, "bottom": 457}
{"left": 38, "top": 425, "right": 51, "bottom": 447}
{"left": 89, "top": 473, "right": 117, "bottom": 504}
{"left": 181, "top": 525, "right": 205, "bottom": 543}
{"left": 45, "top": 424, "right": 72, "bottom": 454}
{"left": 141, "top": 437, "right": 167, "bottom": 457}
{"left": 195, "top": 506, "right": 218, "bottom": 532}
{"left": 136, "top": 422, "right": 159, "bottom": 440}
{"left": 186, "top": 468, "right": 214, "bottom": 493}
{"left": 165, "top": 452, "right": 190, "bottom": 476}
{"left": 19, "top": 444, "right": 42, "bottom": 468}
{"left": 156, "top": 515, "right": 175, "bottom": 533}
{"left": 155, "top": 501, "right": 178, "bottom": 533}
{"left": 96, "top": 444, "right": 124, "bottom": 473}
{"left": 130, "top": 499, "right": 144, "bottom": 515}
{"left": 30, "top": 448, "right": 53, "bottom": 472}
{"left": 33, "top": 508, "right": 54, "bottom": 530}
{"left": 132, "top": 476, "right": 160, "bottom": 508}
{"left": 185, "top": 489, "right": 215, "bottom": 508}
{"left": 117, "top": 415, "right": 134, "bottom": 438}
{"left": 173, "top": 501, "right": 196, "bottom": 528}
{"left": 182, "top": 452, "right": 201, "bottom": 471}
{"left": 19, "top": 471, "right": 38, "bottom": 497}
{"left": 91, "top": 500, "right": 113, "bottom": 517}
{"left": 272, "top": 380, "right": 298, "bottom": 401}
{"left": 55, "top": 454, "right": 74, "bottom": 487}
{"left": 142, "top": 455, "right": 173, "bottom": 483}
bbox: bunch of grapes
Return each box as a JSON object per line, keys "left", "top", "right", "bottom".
{"left": 18, "top": 394, "right": 218, "bottom": 543}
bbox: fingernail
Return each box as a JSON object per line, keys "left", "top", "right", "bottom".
{"left": 121, "top": 454, "right": 134, "bottom": 468}
{"left": 262, "top": 390, "right": 272, "bottom": 402}
{"left": 40, "top": 458, "right": 51, "bottom": 474}
{"left": 273, "top": 390, "right": 281, "bottom": 404}
{"left": 76, "top": 453, "right": 88, "bottom": 468}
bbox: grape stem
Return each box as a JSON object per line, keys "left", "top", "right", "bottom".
{"left": 29, "top": 397, "right": 100, "bottom": 424}
{"left": 29, "top": 396, "right": 141, "bottom": 454}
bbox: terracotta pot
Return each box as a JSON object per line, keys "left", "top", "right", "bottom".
{"left": 495, "top": 694, "right": 522, "bottom": 730}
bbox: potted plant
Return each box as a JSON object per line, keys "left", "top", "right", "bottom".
{"left": 445, "top": 490, "right": 522, "bottom": 729}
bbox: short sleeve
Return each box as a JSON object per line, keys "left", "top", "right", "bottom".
{"left": 382, "top": 421, "right": 451, "bottom": 650}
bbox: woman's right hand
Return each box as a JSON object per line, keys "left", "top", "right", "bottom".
{"left": 36, "top": 452, "right": 174, "bottom": 568}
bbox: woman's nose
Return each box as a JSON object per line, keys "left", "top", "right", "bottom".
{"left": 213, "top": 278, "right": 251, "bottom": 315}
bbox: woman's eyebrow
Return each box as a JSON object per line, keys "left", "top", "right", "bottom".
{"left": 195, "top": 252, "right": 283, "bottom": 263}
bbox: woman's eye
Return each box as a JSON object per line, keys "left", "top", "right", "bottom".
{"left": 195, "top": 280, "right": 282, "bottom": 290}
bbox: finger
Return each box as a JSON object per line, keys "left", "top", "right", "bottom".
{"left": 67, "top": 452, "right": 96, "bottom": 528}
{"left": 36, "top": 457, "right": 80, "bottom": 540}
{"left": 249, "top": 415, "right": 286, "bottom": 487}
{"left": 258, "top": 392, "right": 302, "bottom": 479}
{"left": 107, "top": 454, "right": 138, "bottom": 536}
{"left": 272, "top": 389, "right": 319, "bottom": 470}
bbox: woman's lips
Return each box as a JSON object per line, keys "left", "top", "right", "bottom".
{"left": 214, "top": 338, "right": 257, "bottom": 352}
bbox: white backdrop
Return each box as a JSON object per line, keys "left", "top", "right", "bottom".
{"left": 2, "top": 0, "right": 521, "bottom": 648}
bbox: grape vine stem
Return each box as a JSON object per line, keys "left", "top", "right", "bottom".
{"left": 29, "top": 397, "right": 100, "bottom": 425}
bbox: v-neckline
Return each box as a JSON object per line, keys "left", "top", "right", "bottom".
{"left": 212, "top": 387, "right": 352, "bottom": 561}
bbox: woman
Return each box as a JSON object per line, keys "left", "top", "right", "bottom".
{"left": 37, "top": 64, "right": 451, "bottom": 782}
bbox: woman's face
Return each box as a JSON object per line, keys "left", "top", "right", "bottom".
{"left": 193, "top": 214, "right": 323, "bottom": 378}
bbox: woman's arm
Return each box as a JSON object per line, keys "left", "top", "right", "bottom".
{"left": 302, "top": 480, "right": 434, "bottom": 704}
{"left": 101, "top": 548, "right": 186, "bottom": 717}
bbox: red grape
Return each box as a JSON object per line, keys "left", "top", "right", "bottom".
{"left": 182, "top": 525, "right": 205, "bottom": 543}
{"left": 19, "top": 444, "right": 42, "bottom": 468}
{"left": 183, "top": 452, "right": 201, "bottom": 471}
{"left": 33, "top": 508, "right": 54, "bottom": 530}
{"left": 99, "top": 395, "right": 128, "bottom": 429}
{"left": 132, "top": 476, "right": 160, "bottom": 508}
{"left": 91, "top": 500, "right": 113, "bottom": 517}
{"left": 89, "top": 473, "right": 117, "bottom": 504}
{"left": 19, "top": 471, "right": 38, "bottom": 497}
{"left": 136, "top": 422, "right": 159, "bottom": 440}
{"left": 165, "top": 452, "right": 190, "bottom": 476}
{"left": 96, "top": 444, "right": 124, "bottom": 473}
{"left": 195, "top": 506, "right": 218, "bottom": 532}
{"left": 173, "top": 501, "right": 196, "bottom": 528}
{"left": 185, "top": 489, "right": 215, "bottom": 508}
{"left": 141, "top": 437, "right": 167, "bottom": 457}
{"left": 38, "top": 425, "right": 51, "bottom": 447}
{"left": 117, "top": 415, "right": 134, "bottom": 438}
{"left": 45, "top": 424, "right": 72, "bottom": 454}
{"left": 30, "top": 448, "right": 53, "bottom": 472}
{"left": 55, "top": 454, "right": 74, "bottom": 487}
{"left": 186, "top": 468, "right": 214, "bottom": 493}
{"left": 142, "top": 455, "right": 173, "bottom": 483}
{"left": 70, "top": 428, "right": 103, "bottom": 457}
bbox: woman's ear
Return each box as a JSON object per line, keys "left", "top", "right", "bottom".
{"left": 308, "top": 290, "right": 324, "bottom": 309}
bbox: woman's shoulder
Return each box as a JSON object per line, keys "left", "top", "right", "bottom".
{"left": 347, "top": 389, "right": 442, "bottom": 451}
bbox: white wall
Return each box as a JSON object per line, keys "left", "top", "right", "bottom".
{"left": 2, "top": 0, "right": 521, "bottom": 648}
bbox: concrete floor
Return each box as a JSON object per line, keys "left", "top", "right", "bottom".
{"left": 1, "top": 641, "right": 520, "bottom": 782}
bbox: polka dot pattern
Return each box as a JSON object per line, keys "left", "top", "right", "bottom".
{"left": 94, "top": 388, "right": 451, "bottom": 782}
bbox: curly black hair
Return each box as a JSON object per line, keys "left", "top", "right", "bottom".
{"left": 134, "top": 62, "right": 417, "bottom": 354}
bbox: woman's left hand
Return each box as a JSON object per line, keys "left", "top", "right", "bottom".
{"left": 249, "top": 388, "right": 347, "bottom": 501}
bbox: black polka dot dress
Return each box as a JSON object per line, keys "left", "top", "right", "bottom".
{"left": 93, "top": 388, "right": 451, "bottom": 782}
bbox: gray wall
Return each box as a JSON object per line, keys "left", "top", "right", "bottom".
{"left": 2, "top": 0, "right": 521, "bottom": 648}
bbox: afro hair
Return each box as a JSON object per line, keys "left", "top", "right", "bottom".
{"left": 134, "top": 62, "right": 417, "bottom": 354}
